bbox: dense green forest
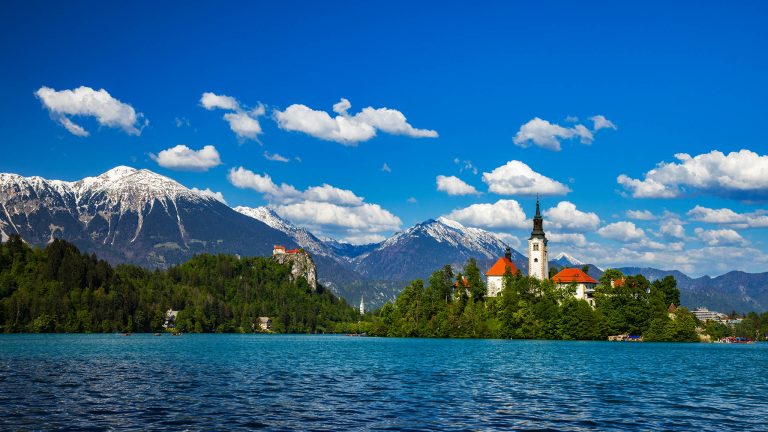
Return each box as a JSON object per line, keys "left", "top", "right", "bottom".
{"left": 362, "top": 260, "right": 768, "bottom": 342}
{"left": 0, "top": 236, "right": 360, "bottom": 333}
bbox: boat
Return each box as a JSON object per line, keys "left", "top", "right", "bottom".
{"left": 715, "top": 336, "right": 754, "bottom": 344}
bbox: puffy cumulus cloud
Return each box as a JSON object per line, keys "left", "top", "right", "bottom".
{"left": 190, "top": 187, "right": 227, "bottom": 204}
{"left": 227, "top": 167, "right": 300, "bottom": 201}
{"left": 687, "top": 205, "right": 768, "bottom": 228}
{"left": 150, "top": 145, "right": 222, "bottom": 171}
{"left": 694, "top": 228, "right": 748, "bottom": 246}
{"left": 482, "top": 161, "right": 571, "bottom": 196}
{"left": 35, "top": 86, "right": 147, "bottom": 136}
{"left": 626, "top": 209, "right": 657, "bottom": 220}
{"left": 543, "top": 201, "right": 600, "bottom": 232}
{"left": 303, "top": 184, "right": 364, "bottom": 206}
{"left": 659, "top": 217, "right": 686, "bottom": 240}
{"left": 273, "top": 98, "right": 437, "bottom": 145}
{"left": 223, "top": 107, "right": 265, "bottom": 140}
{"left": 597, "top": 221, "right": 646, "bottom": 242}
{"left": 275, "top": 201, "right": 400, "bottom": 234}
{"left": 200, "top": 92, "right": 240, "bottom": 111}
{"left": 548, "top": 232, "right": 588, "bottom": 247}
{"left": 228, "top": 166, "right": 401, "bottom": 243}
{"left": 436, "top": 175, "right": 480, "bottom": 196}
{"left": 264, "top": 151, "right": 290, "bottom": 162}
{"left": 617, "top": 150, "right": 768, "bottom": 199}
{"left": 443, "top": 199, "right": 528, "bottom": 230}
{"left": 200, "top": 92, "right": 264, "bottom": 141}
{"left": 512, "top": 115, "right": 615, "bottom": 151}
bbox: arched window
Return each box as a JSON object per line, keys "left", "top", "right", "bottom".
{"left": 534, "top": 258, "right": 538, "bottom": 263}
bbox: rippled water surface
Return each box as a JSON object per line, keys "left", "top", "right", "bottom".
{"left": 1, "top": 335, "right": 767, "bottom": 430}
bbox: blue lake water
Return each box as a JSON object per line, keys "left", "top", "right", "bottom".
{"left": 1, "top": 335, "right": 767, "bottom": 431}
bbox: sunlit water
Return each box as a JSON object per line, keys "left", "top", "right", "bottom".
{"left": 1, "top": 334, "right": 766, "bottom": 430}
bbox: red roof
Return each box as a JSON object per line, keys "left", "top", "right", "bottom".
{"left": 453, "top": 276, "right": 469, "bottom": 288}
{"left": 552, "top": 268, "right": 597, "bottom": 284}
{"left": 486, "top": 257, "right": 518, "bottom": 276}
{"left": 285, "top": 249, "right": 301, "bottom": 254}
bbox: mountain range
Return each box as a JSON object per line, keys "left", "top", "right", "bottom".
{"left": 1, "top": 166, "right": 767, "bottom": 312}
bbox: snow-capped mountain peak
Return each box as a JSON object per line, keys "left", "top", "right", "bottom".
{"left": 553, "top": 252, "right": 585, "bottom": 266}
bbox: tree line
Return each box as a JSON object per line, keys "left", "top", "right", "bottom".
{"left": 361, "top": 259, "right": 703, "bottom": 341}
{"left": 0, "top": 236, "right": 360, "bottom": 333}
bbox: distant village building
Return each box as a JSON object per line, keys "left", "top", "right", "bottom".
{"left": 163, "top": 309, "right": 178, "bottom": 329}
{"left": 692, "top": 307, "right": 727, "bottom": 323}
{"left": 485, "top": 248, "right": 519, "bottom": 297}
{"left": 258, "top": 317, "right": 272, "bottom": 331}
{"left": 273, "top": 245, "right": 303, "bottom": 255}
{"left": 528, "top": 198, "right": 548, "bottom": 280}
{"left": 552, "top": 268, "right": 598, "bottom": 306}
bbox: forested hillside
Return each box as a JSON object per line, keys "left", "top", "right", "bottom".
{"left": 0, "top": 236, "right": 360, "bottom": 333}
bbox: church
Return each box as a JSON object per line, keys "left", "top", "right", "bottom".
{"left": 485, "top": 198, "right": 596, "bottom": 303}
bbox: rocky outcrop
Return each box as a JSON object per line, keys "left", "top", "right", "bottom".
{"left": 272, "top": 251, "right": 317, "bottom": 291}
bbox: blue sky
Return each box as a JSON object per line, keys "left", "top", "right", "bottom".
{"left": 2, "top": 1, "right": 768, "bottom": 276}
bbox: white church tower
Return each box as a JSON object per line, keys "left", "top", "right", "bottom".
{"left": 528, "top": 197, "right": 549, "bottom": 280}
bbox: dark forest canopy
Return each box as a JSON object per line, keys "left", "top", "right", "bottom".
{"left": 0, "top": 236, "right": 360, "bottom": 333}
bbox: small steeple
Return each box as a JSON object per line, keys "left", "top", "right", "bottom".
{"left": 530, "top": 195, "right": 546, "bottom": 240}
{"left": 359, "top": 295, "right": 365, "bottom": 315}
{"left": 504, "top": 247, "right": 511, "bottom": 261}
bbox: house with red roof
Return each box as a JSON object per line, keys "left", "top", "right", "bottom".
{"left": 552, "top": 268, "right": 598, "bottom": 306}
{"left": 485, "top": 248, "right": 518, "bottom": 297}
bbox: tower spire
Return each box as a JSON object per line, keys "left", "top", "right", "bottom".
{"left": 530, "top": 196, "right": 545, "bottom": 240}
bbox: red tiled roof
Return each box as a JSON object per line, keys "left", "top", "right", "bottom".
{"left": 612, "top": 278, "right": 625, "bottom": 287}
{"left": 285, "top": 249, "right": 301, "bottom": 254}
{"left": 453, "top": 276, "right": 469, "bottom": 288}
{"left": 274, "top": 245, "right": 286, "bottom": 250}
{"left": 552, "top": 268, "right": 597, "bottom": 284}
{"left": 486, "top": 257, "right": 518, "bottom": 276}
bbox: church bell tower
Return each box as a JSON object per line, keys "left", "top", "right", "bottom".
{"left": 528, "top": 196, "right": 548, "bottom": 279}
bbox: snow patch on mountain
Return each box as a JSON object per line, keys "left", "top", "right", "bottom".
{"left": 553, "top": 252, "right": 584, "bottom": 266}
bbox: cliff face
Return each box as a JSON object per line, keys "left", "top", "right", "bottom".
{"left": 272, "top": 252, "right": 317, "bottom": 291}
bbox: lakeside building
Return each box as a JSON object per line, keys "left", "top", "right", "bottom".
{"left": 485, "top": 248, "right": 518, "bottom": 297}
{"left": 273, "top": 245, "right": 304, "bottom": 255}
{"left": 692, "top": 307, "right": 728, "bottom": 323}
{"left": 258, "top": 317, "right": 272, "bottom": 331}
{"left": 552, "top": 268, "right": 598, "bottom": 306}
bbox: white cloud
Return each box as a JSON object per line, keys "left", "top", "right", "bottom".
{"left": 493, "top": 232, "right": 522, "bottom": 249}
{"left": 227, "top": 167, "right": 300, "bottom": 201}
{"left": 190, "top": 187, "right": 227, "bottom": 204}
{"left": 626, "top": 209, "right": 657, "bottom": 220}
{"left": 35, "top": 86, "right": 146, "bottom": 136}
{"left": 228, "top": 166, "right": 401, "bottom": 242}
{"left": 444, "top": 199, "right": 529, "bottom": 230}
{"left": 597, "top": 221, "right": 646, "bottom": 242}
{"left": 407, "top": 197, "right": 418, "bottom": 203}
{"left": 150, "top": 145, "right": 222, "bottom": 171}
{"left": 454, "top": 158, "right": 478, "bottom": 175}
{"left": 544, "top": 201, "right": 600, "bottom": 232}
{"left": 264, "top": 151, "right": 290, "bottom": 162}
{"left": 590, "top": 115, "right": 617, "bottom": 131}
{"left": 687, "top": 205, "right": 768, "bottom": 228}
{"left": 618, "top": 149, "right": 768, "bottom": 199}
{"left": 659, "top": 218, "right": 686, "bottom": 240}
{"left": 436, "top": 175, "right": 480, "bottom": 196}
{"left": 512, "top": 115, "right": 615, "bottom": 151}
{"left": 200, "top": 92, "right": 264, "bottom": 141}
{"left": 482, "top": 161, "right": 571, "bottom": 196}
{"left": 200, "top": 92, "right": 240, "bottom": 111}
{"left": 694, "top": 228, "right": 748, "bottom": 246}
{"left": 273, "top": 98, "right": 437, "bottom": 145}
{"left": 175, "top": 117, "right": 191, "bottom": 128}
{"left": 381, "top": 163, "right": 392, "bottom": 173}
{"left": 548, "top": 232, "right": 588, "bottom": 247}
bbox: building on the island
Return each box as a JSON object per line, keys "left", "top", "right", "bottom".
{"left": 692, "top": 307, "right": 726, "bottom": 323}
{"left": 359, "top": 296, "right": 365, "bottom": 315}
{"left": 668, "top": 303, "right": 677, "bottom": 319}
{"left": 610, "top": 278, "right": 625, "bottom": 288}
{"left": 273, "top": 245, "right": 303, "bottom": 255}
{"left": 163, "top": 309, "right": 178, "bottom": 329}
{"left": 486, "top": 248, "right": 519, "bottom": 297}
{"left": 552, "top": 268, "right": 598, "bottom": 306}
{"left": 258, "top": 316, "right": 272, "bottom": 331}
{"left": 528, "top": 197, "right": 548, "bottom": 280}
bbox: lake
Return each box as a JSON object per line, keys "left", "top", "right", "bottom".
{"left": 1, "top": 335, "right": 766, "bottom": 430}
